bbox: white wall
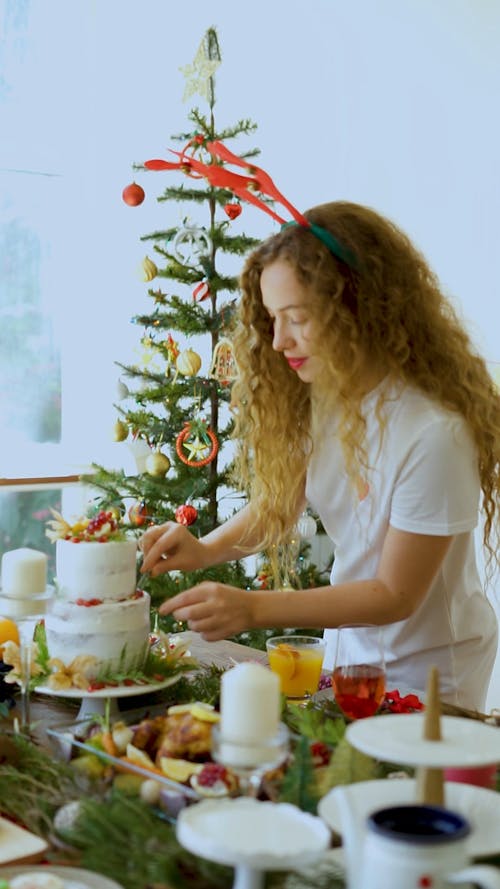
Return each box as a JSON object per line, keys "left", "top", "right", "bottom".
{"left": 4, "top": 0, "right": 499, "bottom": 442}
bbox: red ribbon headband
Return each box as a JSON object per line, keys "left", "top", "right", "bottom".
{"left": 144, "top": 138, "right": 358, "bottom": 269}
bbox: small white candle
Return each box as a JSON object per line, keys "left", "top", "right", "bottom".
{"left": 1, "top": 548, "right": 48, "bottom": 599}
{"left": 220, "top": 662, "right": 280, "bottom": 744}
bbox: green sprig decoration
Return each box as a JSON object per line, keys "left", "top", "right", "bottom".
{"left": 0, "top": 731, "right": 92, "bottom": 836}
{"left": 277, "top": 735, "right": 320, "bottom": 814}
{"left": 283, "top": 701, "right": 347, "bottom": 747}
{"left": 62, "top": 792, "right": 232, "bottom": 889}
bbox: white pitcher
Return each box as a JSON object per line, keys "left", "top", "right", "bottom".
{"left": 333, "top": 793, "right": 500, "bottom": 889}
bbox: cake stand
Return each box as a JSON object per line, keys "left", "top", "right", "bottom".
{"left": 0, "top": 586, "right": 54, "bottom": 729}
{"left": 176, "top": 797, "right": 331, "bottom": 889}
{"left": 34, "top": 674, "right": 182, "bottom": 720}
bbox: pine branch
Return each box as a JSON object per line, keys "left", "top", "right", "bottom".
{"left": 278, "top": 735, "right": 319, "bottom": 813}
{"left": 0, "top": 732, "right": 91, "bottom": 837}
{"left": 63, "top": 793, "right": 232, "bottom": 889}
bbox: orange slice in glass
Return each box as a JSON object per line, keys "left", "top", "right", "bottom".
{"left": 276, "top": 643, "right": 300, "bottom": 680}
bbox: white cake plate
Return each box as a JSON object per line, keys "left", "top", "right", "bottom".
{"left": 0, "top": 865, "right": 124, "bottom": 889}
{"left": 176, "top": 797, "right": 330, "bottom": 889}
{"left": 318, "top": 778, "right": 500, "bottom": 858}
{"left": 35, "top": 674, "right": 182, "bottom": 720}
{"left": 346, "top": 713, "right": 500, "bottom": 767}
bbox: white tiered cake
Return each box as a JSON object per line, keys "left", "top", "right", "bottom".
{"left": 45, "top": 510, "right": 151, "bottom": 679}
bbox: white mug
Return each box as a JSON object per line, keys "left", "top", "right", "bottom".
{"left": 358, "top": 805, "right": 500, "bottom": 889}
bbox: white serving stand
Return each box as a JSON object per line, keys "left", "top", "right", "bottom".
{"left": 176, "top": 797, "right": 331, "bottom": 889}
{"left": 319, "top": 777, "right": 500, "bottom": 858}
{"left": 35, "top": 674, "right": 182, "bottom": 720}
{"left": 338, "top": 712, "right": 500, "bottom": 863}
{"left": 346, "top": 713, "right": 500, "bottom": 767}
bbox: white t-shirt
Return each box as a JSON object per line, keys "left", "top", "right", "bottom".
{"left": 305, "top": 379, "right": 498, "bottom": 709}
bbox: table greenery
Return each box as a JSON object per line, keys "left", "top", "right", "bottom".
{"left": 0, "top": 665, "right": 498, "bottom": 889}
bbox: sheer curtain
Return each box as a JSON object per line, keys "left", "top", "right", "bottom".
{"left": 0, "top": 0, "right": 144, "bottom": 479}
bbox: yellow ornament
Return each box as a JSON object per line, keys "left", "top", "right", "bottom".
{"left": 145, "top": 451, "right": 171, "bottom": 477}
{"left": 113, "top": 419, "right": 129, "bottom": 442}
{"left": 141, "top": 256, "right": 158, "bottom": 282}
{"left": 176, "top": 348, "right": 202, "bottom": 377}
{"left": 183, "top": 434, "right": 210, "bottom": 462}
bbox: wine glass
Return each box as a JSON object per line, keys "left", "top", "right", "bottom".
{"left": 0, "top": 586, "right": 54, "bottom": 730}
{"left": 332, "top": 624, "right": 386, "bottom": 719}
{"left": 16, "top": 615, "right": 39, "bottom": 729}
{"left": 210, "top": 721, "right": 290, "bottom": 797}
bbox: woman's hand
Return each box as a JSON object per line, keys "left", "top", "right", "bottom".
{"left": 139, "top": 522, "right": 209, "bottom": 576}
{"left": 159, "top": 582, "right": 255, "bottom": 641}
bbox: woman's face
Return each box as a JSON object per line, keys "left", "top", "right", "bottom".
{"left": 260, "top": 259, "right": 323, "bottom": 383}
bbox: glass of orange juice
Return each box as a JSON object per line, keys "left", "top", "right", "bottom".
{"left": 266, "top": 635, "right": 326, "bottom": 702}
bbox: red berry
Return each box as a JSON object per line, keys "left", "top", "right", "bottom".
{"left": 310, "top": 741, "right": 331, "bottom": 766}
{"left": 197, "top": 763, "right": 228, "bottom": 787}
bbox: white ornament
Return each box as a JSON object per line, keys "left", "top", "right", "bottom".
{"left": 296, "top": 512, "right": 317, "bottom": 540}
{"left": 171, "top": 223, "right": 212, "bottom": 265}
{"left": 117, "top": 379, "right": 130, "bottom": 400}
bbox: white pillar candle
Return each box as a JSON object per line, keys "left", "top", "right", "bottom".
{"left": 1, "top": 548, "right": 48, "bottom": 598}
{"left": 220, "top": 662, "right": 280, "bottom": 744}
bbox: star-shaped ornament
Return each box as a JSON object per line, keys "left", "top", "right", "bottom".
{"left": 179, "top": 38, "right": 221, "bottom": 102}
{"left": 183, "top": 434, "right": 210, "bottom": 462}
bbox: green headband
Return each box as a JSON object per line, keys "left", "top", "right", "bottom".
{"left": 281, "top": 221, "right": 359, "bottom": 271}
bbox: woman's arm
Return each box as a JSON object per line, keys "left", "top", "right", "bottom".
{"left": 141, "top": 503, "right": 268, "bottom": 577}
{"left": 159, "top": 527, "right": 453, "bottom": 639}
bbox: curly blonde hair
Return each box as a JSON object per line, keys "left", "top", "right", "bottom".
{"left": 230, "top": 201, "right": 500, "bottom": 574}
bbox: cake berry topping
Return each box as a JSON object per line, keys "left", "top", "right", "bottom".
{"left": 75, "top": 598, "right": 104, "bottom": 607}
{"left": 46, "top": 509, "right": 127, "bottom": 543}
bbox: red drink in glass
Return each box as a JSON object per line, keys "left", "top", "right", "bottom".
{"left": 332, "top": 664, "right": 386, "bottom": 719}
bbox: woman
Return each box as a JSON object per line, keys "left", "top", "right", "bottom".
{"left": 141, "top": 201, "right": 499, "bottom": 709}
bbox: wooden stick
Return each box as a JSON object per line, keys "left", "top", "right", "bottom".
{"left": 415, "top": 666, "right": 445, "bottom": 806}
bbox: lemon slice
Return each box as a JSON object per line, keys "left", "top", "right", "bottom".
{"left": 159, "top": 757, "right": 204, "bottom": 783}
{"left": 166, "top": 703, "right": 194, "bottom": 715}
{"left": 190, "top": 702, "right": 220, "bottom": 723}
{"left": 125, "top": 743, "right": 156, "bottom": 769}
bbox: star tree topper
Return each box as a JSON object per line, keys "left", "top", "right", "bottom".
{"left": 179, "top": 28, "right": 221, "bottom": 103}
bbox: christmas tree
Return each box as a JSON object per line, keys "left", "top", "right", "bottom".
{"left": 84, "top": 28, "right": 328, "bottom": 646}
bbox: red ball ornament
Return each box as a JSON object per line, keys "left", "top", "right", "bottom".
{"left": 175, "top": 504, "right": 198, "bottom": 526}
{"left": 122, "top": 182, "right": 145, "bottom": 206}
{"left": 224, "top": 202, "right": 242, "bottom": 220}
